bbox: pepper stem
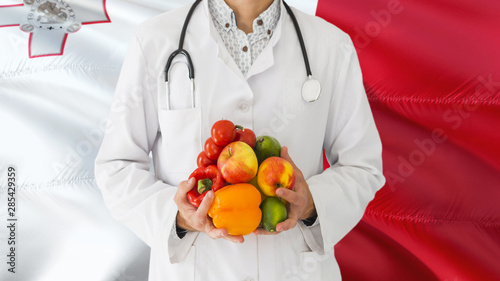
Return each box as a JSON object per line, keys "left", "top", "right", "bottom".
{"left": 235, "top": 125, "right": 244, "bottom": 131}
{"left": 198, "top": 179, "right": 213, "bottom": 194}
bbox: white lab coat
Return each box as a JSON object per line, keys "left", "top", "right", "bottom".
{"left": 95, "top": 1, "right": 385, "bottom": 280}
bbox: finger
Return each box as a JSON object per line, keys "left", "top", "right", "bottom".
{"left": 196, "top": 190, "right": 214, "bottom": 217}
{"left": 207, "top": 227, "right": 244, "bottom": 243}
{"left": 206, "top": 225, "right": 228, "bottom": 239}
{"left": 222, "top": 234, "right": 245, "bottom": 244}
{"left": 253, "top": 227, "right": 281, "bottom": 235}
{"left": 276, "top": 187, "right": 299, "bottom": 204}
{"left": 276, "top": 218, "right": 297, "bottom": 232}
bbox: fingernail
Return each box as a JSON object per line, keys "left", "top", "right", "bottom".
{"left": 276, "top": 188, "right": 282, "bottom": 196}
{"left": 207, "top": 191, "right": 214, "bottom": 198}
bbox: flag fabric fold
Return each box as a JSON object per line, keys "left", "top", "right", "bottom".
{"left": 316, "top": 0, "right": 500, "bottom": 280}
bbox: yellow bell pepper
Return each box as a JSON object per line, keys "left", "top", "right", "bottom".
{"left": 208, "top": 183, "right": 262, "bottom": 236}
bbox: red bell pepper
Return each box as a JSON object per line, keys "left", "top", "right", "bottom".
{"left": 187, "top": 165, "right": 225, "bottom": 208}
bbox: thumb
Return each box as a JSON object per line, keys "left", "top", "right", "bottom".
{"left": 179, "top": 177, "right": 196, "bottom": 195}
{"left": 280, "top": 146, "right": 298, "bottom": 170}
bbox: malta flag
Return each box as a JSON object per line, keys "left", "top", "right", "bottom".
{"left": 317, "top": 1, "right": 500, "bottom": 280}
{"left": 0, "top": 0, "right": 498, "bottom": 280}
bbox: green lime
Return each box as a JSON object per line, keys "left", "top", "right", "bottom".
{"left": 249, "top": 176, "right": 267, "bottom": 202}
{"left": 254, "top": 136, "right": 281, "bottom": 165}
{"left": 260, "top": 197, "right": 287, "bottom": 232}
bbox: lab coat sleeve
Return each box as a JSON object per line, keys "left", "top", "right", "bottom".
{"left": 302, "top": 36, "right": 386, "bottom": 255}
{"left": 94, "top": 34, "right": 195, "bottom": 263}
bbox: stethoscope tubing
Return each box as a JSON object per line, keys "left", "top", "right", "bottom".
{"left": 164, "top": 0, "right": 321, "bottom": 109}
{"left": 164, "top": 0, "right": 201, "bottom": 82}
{"left": 282, "top": 1, "right": 312, "bottom": 77}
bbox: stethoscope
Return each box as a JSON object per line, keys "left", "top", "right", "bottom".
{"left": 163, "top": 0, "right": 321, "bottom": 110}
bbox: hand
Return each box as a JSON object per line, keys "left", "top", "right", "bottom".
{"left": 174, "top": 177, "right": 244, "bottom": 243}
{"left": 254, "top": 146, "right": 316, "bottom": 235}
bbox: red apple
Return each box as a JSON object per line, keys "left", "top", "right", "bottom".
{"left": 218, "top": 141, "right": 258, "bottom": 184}
{"left": 257, "top": 157, "right": 295, "bottom": 196}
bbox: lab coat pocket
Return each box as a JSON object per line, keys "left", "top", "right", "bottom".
{"left": 158, "top": 106, "right": 202, "bottom": 177}
{"left": 297, "top": 251, "right": 324, "bottom": 281}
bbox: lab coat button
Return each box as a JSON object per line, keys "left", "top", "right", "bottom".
{"left": 238, "top": 103, "right": 249, "bottom": 112}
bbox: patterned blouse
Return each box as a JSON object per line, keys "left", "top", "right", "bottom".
{"left": 208, "top": 0, "right": 281, "bottom": 76}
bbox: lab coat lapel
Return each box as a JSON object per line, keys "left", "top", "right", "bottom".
{"left": 245, "top": 0, "right": 285, "bottom": 80}
{"left": 244, "top": 35, "right": 276, "bottom": 80}
{"left": 203, "top": 0, "right": 246, "bottom": 82}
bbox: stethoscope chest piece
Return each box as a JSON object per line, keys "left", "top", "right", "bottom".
{"left": 302, "top": 76, "right": 322, "bottom": 102}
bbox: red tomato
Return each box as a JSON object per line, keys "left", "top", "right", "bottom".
{"left": 197, "top": 151, "right": 217, "bottom": 167}
{"left": 235, "top": 127, "right": 256, "bottom": 148}
{"left": 211, "top": 120, "right": 236, "bottom": 146}
{"left": 204, "top": 137, "right": 224, "bottom": 160}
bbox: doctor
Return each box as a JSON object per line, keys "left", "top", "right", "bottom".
{"left": 95, "top": 0, "right": 385, "bottom": 280}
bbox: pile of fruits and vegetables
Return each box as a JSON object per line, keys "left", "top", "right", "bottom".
{"left": 187, "top": 120, "right": 295, "bottom": 235}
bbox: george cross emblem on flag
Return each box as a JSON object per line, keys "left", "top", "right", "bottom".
{"left": 0, "top": 0, "right": 110, "bottom": 58}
